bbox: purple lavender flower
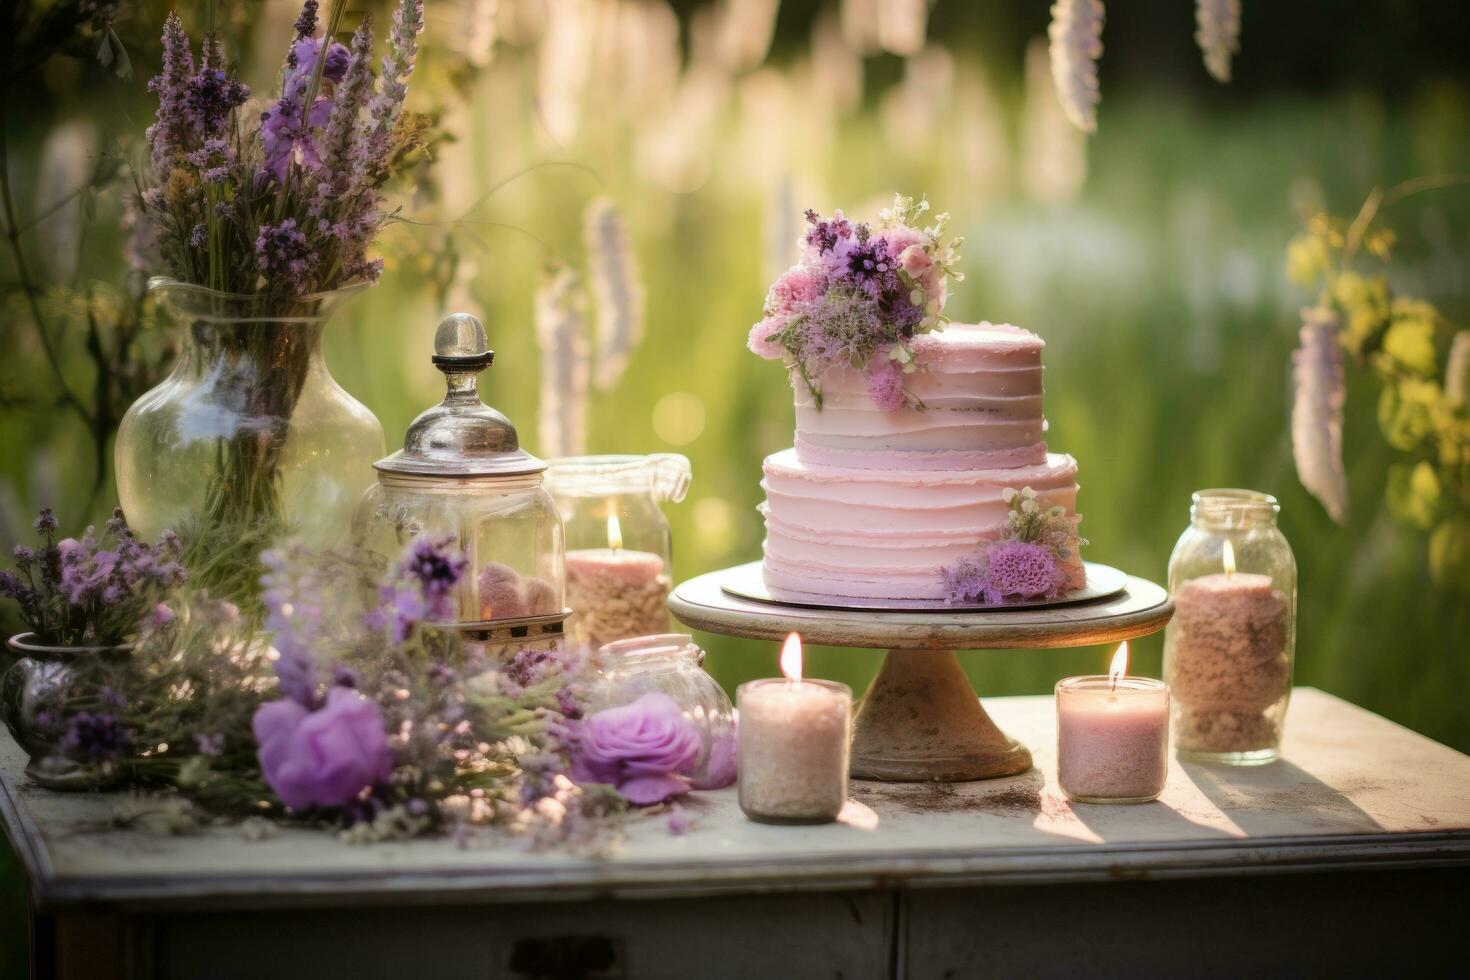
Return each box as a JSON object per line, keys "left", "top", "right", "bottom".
{"left": 368, "top": 537, "right": 468, "bottom": 643}
{"left": 403, "top": 536, "right": 466, "bottom": 608}
{"left": 254, "top": 219, "right": 314, "bottom": 289}
{"left": 571, "top": 693, "right": 702, "bottom": 806}
{"left": 182, "top": 67, "right": 249, "bottom": 137}
{"left": 146, "top": 12, "right": 195, "bottom": 173}
{"left": 34, "top": 509, "right": 58, "bottom": 533}
{"left": 292, "top": 0, "right": 320, "bottom": 45}
{"left": 253, "top": 686, "right": 394, "bottom": 811}
{"left": 357, "top": 0, "right": 424, "bottom": 185}
{"left": 260, "top": 546, "right": 325, "bottom": 706}
{"left": 62, "top": 712, "right": 126, "bottom": 763}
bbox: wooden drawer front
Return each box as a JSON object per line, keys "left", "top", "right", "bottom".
{"left": 145, "top": 892, "right": 896, "bottom": 980}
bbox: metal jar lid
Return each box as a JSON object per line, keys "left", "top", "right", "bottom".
{"left": 373, "top": 313, "right": 546, "bottom": 479}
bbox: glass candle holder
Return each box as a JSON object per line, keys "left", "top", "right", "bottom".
{"left": 546, "top": 454, "right": 691, "bottom": 648}
{"left": 737, "top": 678, "right": 852, "bottom": 824}
{"left": 1055, "top": 676, "right": 1169, "bottom": 804}
{"left": 1163, "top": 489, "right": 1297, "bottom": 765}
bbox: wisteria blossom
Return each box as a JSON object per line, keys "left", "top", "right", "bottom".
{"left": 747, "top": 195, "right": 964, "bottom": 410}
{"left": 1047, "top": 0, "right": 1105, "bottom": 133}
{"left": 1290, "top": 307, "right": 1349, "bottom": 524}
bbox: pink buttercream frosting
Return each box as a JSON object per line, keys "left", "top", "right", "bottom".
{"left": 760, "top": 321, "right": 1086, "bottom": 601}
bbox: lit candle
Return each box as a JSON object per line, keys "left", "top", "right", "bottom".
{"left": 1165, "top": 539, "right": 1291, "bottom": 760}
{"left": 565, "top": 511, "right": 672, "bottom": 647}
{"left": 1056, "top": 643, "right": 1170, "bottom": 804}
{"left": 737, "top": 633, "right": 853, "bottom": 824}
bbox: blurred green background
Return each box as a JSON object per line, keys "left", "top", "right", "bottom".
{"left": 2, "top": 0, "right": 1469, "bottom": 970}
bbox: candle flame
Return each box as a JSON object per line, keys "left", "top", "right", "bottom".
{"left": 1222, "top": 538, "right": 1236, "bottom": 576}
{"left": 780, "top": 632, "right": 803, "bottom": 683}
{"left": 607, "top": 511, "right": 623, "bottom": 551}
{"left": 1108, "top": 642, "right": 1129, "bottom": 690}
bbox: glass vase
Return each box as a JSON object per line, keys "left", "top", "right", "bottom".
{"left": 116, "top": 279, "right": 385, "bottom": 577}
{"left": 1163, "top": 489, "right": 1297, "bottom": 765}
{"left": 588, "top": 634, "right": 736, "bottom": 790}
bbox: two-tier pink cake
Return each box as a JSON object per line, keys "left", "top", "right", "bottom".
{"left": 759, "top": 322, "right": 1084, "bottom": 602}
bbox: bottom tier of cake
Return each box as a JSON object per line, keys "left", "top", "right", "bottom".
{"left": 759, "top": 447, "right": 1084, "bottom": 601}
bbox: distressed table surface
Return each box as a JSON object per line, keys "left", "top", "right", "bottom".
{"left": 3, "top": 688, "right": 1468, "bottom": 912}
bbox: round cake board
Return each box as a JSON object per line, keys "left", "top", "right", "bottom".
{"left": 721, "top": 560, "right": 1128, "bottom": 613}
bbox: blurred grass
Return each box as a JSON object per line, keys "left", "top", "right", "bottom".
{"left": 2, "top": 82, "right": 1469, "bottom": 964}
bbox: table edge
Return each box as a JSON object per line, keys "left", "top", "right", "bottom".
{"left": 17, "top": 830, "right": 1470, "bottom": 912}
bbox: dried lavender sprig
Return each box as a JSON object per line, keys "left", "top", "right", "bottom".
{"left": 357, "top": 0, "right": 424, "bottom": 189}
{"left": 146, "top": 12, "right": 195, "bottom": 174}
{"left": 317, "top": 19, "right": 376, "bottom": 197}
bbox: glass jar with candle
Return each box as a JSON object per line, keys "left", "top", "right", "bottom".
{"left": 545, "top": 455, "right": 691, "bottom": 648}
{"left": 737, "top": 634, "right": 853, "bottom": 824}
{"left": 589, "top": 634, "right": 736, "bottom": 790}
{"left": 1056, "top": 666, "right": 1170, "bottom": 805}
{"left": 1163, "top": 489, "right": 1297, "bottom": 764}
{"left": 354, "top": 314, "right": 566, "bottom": 637}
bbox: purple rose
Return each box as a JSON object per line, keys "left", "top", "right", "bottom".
{"left": 572, "top": 693, "right": 701, "bottom": 806}
{"left": 253, "top": 687, "right": 393, "bottom": 811}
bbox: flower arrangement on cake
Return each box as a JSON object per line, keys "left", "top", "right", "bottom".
{"left": 747, "top": 194, "right": 964, "bottom": 410}
{"left": 941, "top": 487, "right": 1088, "bottom": 606}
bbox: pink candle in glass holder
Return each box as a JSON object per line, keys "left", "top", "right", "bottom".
{"left": 1056, "top": 644, "right": 1170, "bottom": 804}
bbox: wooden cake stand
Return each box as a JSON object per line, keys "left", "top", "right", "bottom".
{"left": 669, "top": 562, "right": 1174, "bottom": 783}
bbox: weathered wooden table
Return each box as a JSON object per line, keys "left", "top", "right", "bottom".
{"left": 3, "top": 689, "right": 1467, "bottom": 979}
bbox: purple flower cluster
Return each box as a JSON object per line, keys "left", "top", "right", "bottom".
{"left": 748, "top": 196, "right": 962, "bottom": 410}
{"left": 140, "top": 1, "right": 428, "bottom": 298}
{"left": 572, "top": 693, "right": 702, "bottom": 806}
{"left": 0, "top": 509, "right": 184, "bottom": 647}
{"left": 942, "top": 541, "right": 1067, "bottom": 606}
{"left": 940, "top": 486, "right": 1082, "bottom": 605}
{"left": 62, "top": 711, "right": 128, "bottom": 763}
{"left": 368, "top": 536, "right": 468, "bottom": 643}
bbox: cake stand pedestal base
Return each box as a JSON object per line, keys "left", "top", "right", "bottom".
{"left": 850, "top": 649, "right": 1031, "bottom": 782}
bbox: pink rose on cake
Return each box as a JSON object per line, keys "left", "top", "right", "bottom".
{"left": 745, "top": 195, "right": 964, "bottom": 411}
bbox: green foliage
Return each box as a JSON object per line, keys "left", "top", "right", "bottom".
{"left": 1290, "top": 191, "right": 1470, "bottom": 590}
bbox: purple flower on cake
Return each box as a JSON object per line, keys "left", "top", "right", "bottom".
{"left": 572, "top": 693, "right": 702, "bottom": 805}
{"left": 253, "top": 686, "right": 394, "bottom": 811}
{"left": 941, "top": 487, "right": 1085, "bottom": 605}
{"left": 747, "top": 195, "right": 964, "bottom": 411}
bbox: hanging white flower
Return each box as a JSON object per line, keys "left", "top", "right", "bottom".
{"left": 1047, "top": 0, "right": 1104, "bottom": 134}
{"left": 1446, "top": 331, "right": 1470, "bottom": 407}
{"left": 1195, "top": 0, "right": 1241, "bottom": 83}
{"left": 535, "top": 265, "right": 590, "bottom": 458}
{"left": 1291, "top": 307, "right": 1350, "bottom": 524}
{"left": 584, "top": 197, "right": 646, "bottom": 391}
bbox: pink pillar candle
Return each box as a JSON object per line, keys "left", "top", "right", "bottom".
{"left": 737, "top": 678, "right": 852, "bottom": 824}
{"left": 1055, "top": 676, "right": 1170, "bottom": 804}
{"left": 565, "top": 548, "right": 671, "bottom": 647}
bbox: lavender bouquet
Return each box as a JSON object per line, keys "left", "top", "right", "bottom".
{"left": 0, "top": 509, "right": 184, "bottom": 648}
{"left": 133, "top": 1, "right": 427, "bottom": 585}
{"left": 747, "top": 195, "right": 964, "bottom": 410}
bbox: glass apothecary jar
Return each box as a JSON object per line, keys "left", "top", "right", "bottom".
{"left": 588, "top": 634, "right": 736, "bottom": 789}
{"left": 546, "top": 454, "right": 691, "bottom": 648}
{"left": 1163, "top": 489, "right": 1297, "bottom": 765}
{"left": 354, "top": 314, "right": 565, "bottom": 628}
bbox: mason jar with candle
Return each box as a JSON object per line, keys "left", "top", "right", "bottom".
{"left": 546, "top": 455, "right": 691, "bottom": 648}
{"left": 1163, "top": 489, "right": 1297, "bottom": 764}
{"left": 737, "top": 634, "right": 852, "bottom": 824}
{"left": 354, "top": 314, "right": 566, "bottom": 633}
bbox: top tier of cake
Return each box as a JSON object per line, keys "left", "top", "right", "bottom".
{"left": 793, "top": 322, "right": 1048, "bottom": 472}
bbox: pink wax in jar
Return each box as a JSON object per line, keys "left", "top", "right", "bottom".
{"left": 1056, "top": 674, "right": 1170, "bottom": 804}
